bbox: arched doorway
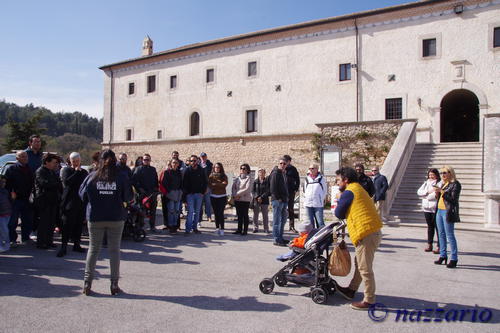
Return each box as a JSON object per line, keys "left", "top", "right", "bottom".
{"left": 440, "top": 89, "right": 479, "bottom": 142}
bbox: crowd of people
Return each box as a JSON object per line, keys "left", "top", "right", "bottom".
{"left": 0, "top": 134, "right": 461, "bottom": 302}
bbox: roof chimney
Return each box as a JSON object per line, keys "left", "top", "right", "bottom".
{"left": 142, "top": 36, "right": 153, "bottom": 56}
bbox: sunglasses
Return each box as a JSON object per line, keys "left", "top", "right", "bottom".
{"left": 240, "top": 167, "right": 248, "bottom": 170}
{"left": 279, "top": 162, "right": 286, "bottom": 165}
{"left": 143, "top": 159, "right": 151, "bottom": 161}
{"left": 440, "top": 171, "right": 448, "bottom": 175}
{"left": 190, "top": 160, "right": 197, "bottom": 162}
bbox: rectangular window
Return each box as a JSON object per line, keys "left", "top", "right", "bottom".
{"left": 170, "top": 75, "right": 177, "bottom": 89}
{"left": 422, "top": 38, "right": 437, "bottom": 57}
{"left": 385, "top": 98, "right": 403, "bottom": 120}
{"left": 147, "top": 75, "right": 156, "bottom": 93}
{"left": 339, "top": 63, "right": 351, "bottom": 81}
{"left": 248, "top": 61, "right": 257, "bottom": 77}
{"left": 206, "top": 68, "right": 214, "bottom": 83}
{"left": 494, "top": 27, "right": 500, "bottom": 48}
{"left": 128, "top": 82, "right": 135, "bottom": 95}
{"left": 246, "top": 110, "right": 257, "bottom": 133}
{"left": 126, "top": 129, "right": 132, "bottom": 141}
{"left": 157, "top": 130, "right": 162, "bottom": 139}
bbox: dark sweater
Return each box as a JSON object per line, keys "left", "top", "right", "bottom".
{"left": 183, "top": 166, "right": 208, "bottom": 195}
{"left": 132, "top": 165, "right": 159, "bottom": 195}
{"left": 79, "top": 172, "right": 133, "bottom": 222}
{"left": 25, "top": 147, "right": 42, "bottom": 175}
{"left": 161, "top": 169, "right": 183, "bottom": 192}
{"left": 4, "top": 162, "right": 34, "bottom": 200}
{"left": 269, "top": 167, "right": 288, "bottom": 202}
{"left": 358, "top": 173, "right": 375, "bottom": 198}
{"left": 252, "top": 177, "right": 270, "bottom": 205}
{"left": 116, "top": 162, "right": 133, "bottom": 181}
{"left": 60, "top": 167, "right": 89, "bottom": 211}
{"left": 285, "top": 164, "right": 300, "bottom": 193}
{"left": 34, "top": 166, "right": 62, "bottom": 205}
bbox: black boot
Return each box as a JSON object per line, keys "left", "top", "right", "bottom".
{"left": 56, "top": 244, "right": 67, "bottom": 257}
{"left": 446, "top": 260, "right": 458, "bottom": 268}
{"left": 73, "top": 242, "right": 86, "bottom": 253}
{"left": 289, "top": 220, "right": 297, "bottom": 232}
{"left": 434, "top": 257, "right": 448, "bottom": 265}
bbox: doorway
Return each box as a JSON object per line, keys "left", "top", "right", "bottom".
{"left": 440, "top": 89, "right": 479, "bottom": 142}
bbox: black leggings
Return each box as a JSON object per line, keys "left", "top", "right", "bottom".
{"left": 210, "top": 196, "right": 226, "bottom": 230}
{"left": 424, "top": 212, "right": 438, "bottom": 245}
{"left": 235, "top": 201, "right": 250, "bottom": 233}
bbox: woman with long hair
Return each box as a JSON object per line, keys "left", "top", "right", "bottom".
{"left": 79, "top": 149, "right": 133, "bottom": 295}
{"left": 159, "top": 159, "right": 183, "bottom": 233}
{"left": 231, "top": 163, "right": 253, "bottom": 235}
{"left": 208, "top": 162, "right": 228, "bottom": 236}
{"left": 417, "top": 168, "right": 440, "bottom": 253}
{"left": 433, "top": 165, "right": 461, "bottom": 268}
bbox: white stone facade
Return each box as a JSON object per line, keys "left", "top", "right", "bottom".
{"left": 101, "top": 0, "right": 500, "bottom": 146}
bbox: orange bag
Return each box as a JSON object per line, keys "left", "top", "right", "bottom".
{"left": 329, "top": 239, "right": 351, "bottom": 276}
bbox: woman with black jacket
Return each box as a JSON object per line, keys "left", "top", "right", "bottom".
{"left": 79, "top": 149, "right": 133, "bottom": 295}
{"left": 57, "top": 152, "right": 88, "bottom": 257}
{"left": 433, "top": 165, "right": 461, "bottom": 269}
{"left": 252, "top": 168, "right": 270, "bottom": 233}
{"left": 159, "top": 159, "right": 183, "bottom": 233}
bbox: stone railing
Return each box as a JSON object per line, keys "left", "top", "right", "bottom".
{"left": 483, "top": 113, "right": 500, "bottom": 229}
{"left": 380, "top": 120, "right": 418, "bottom": 221}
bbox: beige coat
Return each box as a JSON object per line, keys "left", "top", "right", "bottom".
{"left": 231, "top": 175, "right": 254, "bottom": 202}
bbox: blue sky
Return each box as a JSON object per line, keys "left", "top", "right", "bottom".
{"left": 0, "top": 0, "right": 410, "bottom": 119}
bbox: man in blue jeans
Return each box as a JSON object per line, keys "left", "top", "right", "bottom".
{"left": 182, "top": 155, "right": 208, "bottom": 234}
{"left": 269, "top": 157, "right": 289, "bottom": 246}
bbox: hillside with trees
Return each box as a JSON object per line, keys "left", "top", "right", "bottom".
{"left": 0, "top": 100, "right": 103, "bottom": 163}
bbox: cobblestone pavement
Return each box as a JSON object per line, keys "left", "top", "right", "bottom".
{"left": 1, "top": 215, "right": 499, "bottom": 333}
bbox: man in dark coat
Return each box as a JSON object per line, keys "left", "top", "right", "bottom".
{"left": 117, "top": 153, "right": 133, "bottom": 181}
{"left": 4, "top": 151, "right": 34, "bottom": 245}
{"left": 57, "top": 152, "right": 89, "bottom": 257}
{"left": 269, "top": 157, "right": 289, "bottom": 246}
{"left": 355, "top": 163, "right": 375, "bottom": 198}
{"left": 371, "top": 166, "right": 389, "bottom": 222}
{"left": 132, "top": 153, "right": 159, "bottom": 233}
{"left": 34, "top": 153, "right": 62, "bottom": 249}
{"left": 283, "top": 155, "right": 299, "bottom": 232}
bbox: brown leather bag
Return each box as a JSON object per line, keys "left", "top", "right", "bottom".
{"left": 329, "top": 239, "right": 351, "bottom": 276}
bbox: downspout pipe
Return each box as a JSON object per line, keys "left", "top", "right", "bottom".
{"left": 355, "top": 19, "right": 360, "bottom": 122}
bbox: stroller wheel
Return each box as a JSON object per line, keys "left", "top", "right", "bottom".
{"left": 311, "top": 287, "right": 328, "bottom": 305}
{"left": 274, "top": 273, "right": 287, "bottom": 287}
{"left": 259, "top": 279, "right": 274, "bottom": 294}
{"left": 133, "top": 229, "right": 146, "bottom": 242}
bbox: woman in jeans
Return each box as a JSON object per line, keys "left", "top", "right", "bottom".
{"left": 208, "top": 163, "right": 228, "bottom": 236}
{"left": 433, "top": 165, "right": 461, "bottom": 269}
{"left": 159, "top": 159, "right": 183, "bottom": 233}
{"left": 252, "top": 168, "right": 270, "bottom": 233}
{"left": 231, "top": 164, "right": 253, "bottom": 236}
{"left": 79, "top": 149, "right": 133, "bottom": 295}
{"left": 417, "top": 168, "right": 440, "bottom": 253}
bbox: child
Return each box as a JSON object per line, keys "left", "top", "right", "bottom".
{"left": 0, "top": 175, "right": 12, "bottom": 252}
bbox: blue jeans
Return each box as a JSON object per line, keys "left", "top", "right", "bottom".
{"left": 436, "top": 209, "right": 458, "bottom": 261}
{"left": 200, "top": 190, "right": 212, "bottom": 221}
{"left": 167, "top": 200, "right": 180, "bottom": 227}
{"left": 8, "top": 199, "right": 34, "bottom": 243}
{"left": 306, "top": 206, "right": 324, "bottom": 228}
{"left": 0, "top": 215, "right": 10, "bottom": 252}
{"left": 186, "top": 193, "right": 203, "bottom": 232}
{"left": 272, "top": 200, "right": 288, "bottom": 243}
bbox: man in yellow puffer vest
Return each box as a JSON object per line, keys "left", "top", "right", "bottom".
{"left": 334, "top": 167, "right": 382, "bottom": 310}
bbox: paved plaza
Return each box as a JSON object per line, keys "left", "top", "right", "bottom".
{"left": 1, "top": 214, "right": 499, "bottom": 333}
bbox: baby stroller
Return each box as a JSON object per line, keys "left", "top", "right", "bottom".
{"left": 259, "top": 220, "right": 347, "bottom": 304}
{"left": 123, "top": 201, "right": 146, "bottom": 242}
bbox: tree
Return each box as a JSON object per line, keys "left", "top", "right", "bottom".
{"left": 3, "top": 112, "right": 46, "bottom": 151}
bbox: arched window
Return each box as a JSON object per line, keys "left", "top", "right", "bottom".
{"left": 190, "top": 112, "right": 200, "bottom": 136}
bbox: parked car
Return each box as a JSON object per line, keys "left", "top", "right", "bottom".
{"left": 0, "top": 153, "right": 16, "bottom": 175}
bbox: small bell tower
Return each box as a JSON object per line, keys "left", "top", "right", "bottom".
{"left": 142, "top": 36, "right": 153, "bottom": 56}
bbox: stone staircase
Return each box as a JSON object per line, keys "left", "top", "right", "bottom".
{"left": 389, "top": 142, "right": 485, "bottom": 228}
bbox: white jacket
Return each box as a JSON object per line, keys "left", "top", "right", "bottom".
{"left": 303, "top": 173, "right": 327, "bottom": 208}
{"left": 417, "top": 179, "right": 438, "bottom": 213}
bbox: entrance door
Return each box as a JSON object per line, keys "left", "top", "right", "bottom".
{"left": 440, "top": 89, "right": 479, "bottom": 142}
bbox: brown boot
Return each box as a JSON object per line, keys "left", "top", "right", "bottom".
{"left": 432, "top": 247, "right": 440, "bottom": 254}
{"left": 424, "top": 244, "right": 432, "bottom": 252}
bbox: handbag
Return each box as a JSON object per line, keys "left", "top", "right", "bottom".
{"left": 329, "top": 237, "right": 351, "bottom": 277}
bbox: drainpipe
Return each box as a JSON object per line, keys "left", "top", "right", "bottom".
{"left": 355, "top": 19, "right": 360, "bottom": 122}
{"left": 109, "top": 69, "right": 114, "bottom": 144}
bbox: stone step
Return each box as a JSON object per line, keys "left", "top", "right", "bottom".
{"left": 391, "top": 205, "right": 484, "bottom": 214}
{"left": 392, "top": 195, "right": 485, "bottom": 203}
{"left": 390, "top": 208, "right": 484, "bottom": 219}
{"left": 390, "top": 213, "right": 485, "bottom": 224}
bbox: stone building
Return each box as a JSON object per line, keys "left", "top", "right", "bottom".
{"left": 99, "top": 0, "right": 500, "bottom": 228}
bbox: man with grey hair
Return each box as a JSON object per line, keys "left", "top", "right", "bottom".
{"left": 57, "top": 152, "right": 88, "bottom": 257}
{"left": 4, "top": 151, "right": 34, "bottom": 246}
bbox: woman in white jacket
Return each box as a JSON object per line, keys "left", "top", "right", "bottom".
{"left": 303, "top": 163, "right": 327, "bottom": 228}
{"left": 417, "top": 168, "right": 440, "bottom": 253}
{"left": 231, "top": 163, "right": 254, "bottom": 235}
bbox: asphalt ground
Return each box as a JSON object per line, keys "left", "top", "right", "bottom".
{"left": 1, "top": 212, "right": 499, "bottom": 333}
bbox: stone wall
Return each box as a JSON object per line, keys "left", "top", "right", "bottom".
{"left": 105, "top": 133, "right": 315, "bottom": 175}
{"left": 314, "top": 119, "right": 408, "bottom": 169}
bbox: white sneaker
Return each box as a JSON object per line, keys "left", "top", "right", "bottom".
{"left": 29, "top": 232, "right": 37, "bottom": 241}
{"left": 198, "top": 222, "right": 202, "bottom": 228}
{"left": 219, "top": 229, "right": 224, "bottom": 236}
{"left": 214, "top": 228, "right": 220, "bottom": 235}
